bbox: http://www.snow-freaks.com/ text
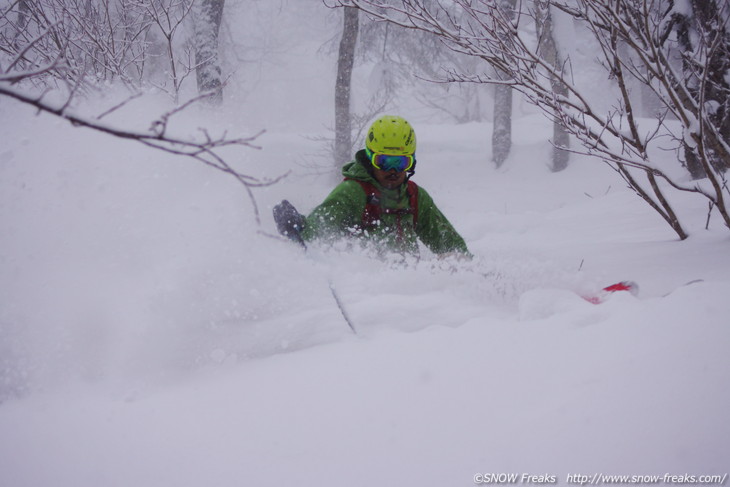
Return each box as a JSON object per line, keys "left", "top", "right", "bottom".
{"left": 473, "top": 473, "right": 728, "bottom": 486}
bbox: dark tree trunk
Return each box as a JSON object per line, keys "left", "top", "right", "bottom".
{"left": 691, "top": 0, "right": 730, "bottom": 171}
{"left": 672, "top": 0, "right": 730, "bottom": 178}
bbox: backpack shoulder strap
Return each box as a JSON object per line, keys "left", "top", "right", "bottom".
{"left": 406, "top": 180, "right": 419, "bottom": 229}
{"left": 344, "top": 178, "right": 381, "bottom": 229}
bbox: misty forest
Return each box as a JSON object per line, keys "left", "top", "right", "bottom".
{"left": 1, "top": 1, "right": 729, "bottom": 485}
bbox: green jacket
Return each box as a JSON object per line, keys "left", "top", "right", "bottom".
{"left": 301, "top": 150, "right": 470, "bottom": 256}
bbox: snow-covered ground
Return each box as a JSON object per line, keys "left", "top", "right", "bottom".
{"left": 1, "top": 2, "right": 729, "bottom": 486}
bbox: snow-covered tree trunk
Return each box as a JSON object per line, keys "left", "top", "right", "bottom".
{"left": 193, "top": 0, "right": 225, "bottom": 105}
{"left": 666, "top": 0, "right": 730, "bottom": 179}
{"left": 668, "top": 1, "right": 704, "bottom": 179}
{"left": 335, "top": 7, "right": 359, "bottom": 166}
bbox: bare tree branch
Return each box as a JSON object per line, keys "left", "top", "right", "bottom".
{"left": 334, "top": 0, "right": 730, "bottom": 238}
{"left": 1, "top": 0, "right": 285, "bottom": 228}
{"left": 0, "top": 82, "right": 286, "bottom": 226}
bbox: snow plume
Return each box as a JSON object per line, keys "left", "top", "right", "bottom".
{"left": 0, "top": 228, "right": 556, "bottom": 400}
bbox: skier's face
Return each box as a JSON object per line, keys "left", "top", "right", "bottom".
{"left": 373, "top": 167, "right": 407, "bottom": 189}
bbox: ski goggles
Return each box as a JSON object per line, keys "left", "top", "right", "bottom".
{"left": 367, "top": 149, "right": 415, "bottom": 172}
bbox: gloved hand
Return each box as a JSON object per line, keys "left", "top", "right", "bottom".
{"left": 273, "top": 200, "right": 306, "bottom": 243}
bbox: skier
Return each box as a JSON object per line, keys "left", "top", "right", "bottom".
{"left": 274, "top": 115, "right": 471, "bottom": 258}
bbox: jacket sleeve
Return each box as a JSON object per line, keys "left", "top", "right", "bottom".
{"left": 301, "top": 180, "right": 365, "bottom": 242}
{"left": 415, "top": 187, "right": 471, "bottom": 256}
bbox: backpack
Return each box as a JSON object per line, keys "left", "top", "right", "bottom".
{"left": 345, "top": 179, "right": 419, "bottom": 235}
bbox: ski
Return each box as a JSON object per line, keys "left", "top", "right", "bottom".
{"left": 582, "top": 279, "right": 704, "bottom": 304}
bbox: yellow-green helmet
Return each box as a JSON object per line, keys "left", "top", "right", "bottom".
{"left": 365, "top": 115, "right": 416, "bottom": 156}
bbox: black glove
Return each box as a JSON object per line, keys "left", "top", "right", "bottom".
{"left": 273, "top": 200, "right": 306, "bottom": 244}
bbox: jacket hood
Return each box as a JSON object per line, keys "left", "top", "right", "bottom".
{"left": 340, "top": 150, "right": 378, "bottom": 183}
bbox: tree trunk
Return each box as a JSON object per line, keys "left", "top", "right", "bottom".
{"left": 491, "top": 0, "right": 517, "bottom": 168}
{"left": 672, "top": 0, "right": 730, "bottom": 178}
{"left": 193, "top": 0, "right": 225, "bottom": 105}
{"left": 492, "top": 83, "right": 512, "bottom": 168}
{"left": 535, "top": 3, "right": 570, "bottom": 172}
{"left": 13, "top": 0, "right": 31, "bottom": 47}
{"left": 691, "top": 0, "right": 730, "bottom": 172}
{"left": 334, "top": 7, "right": 359, "bottom": 166}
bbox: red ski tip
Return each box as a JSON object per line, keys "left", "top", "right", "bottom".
{"left": 603, "top": 281, "right": 637, "bottom": 293}
{"left": 583, "top": 281, "right": 639, "bottom": 304}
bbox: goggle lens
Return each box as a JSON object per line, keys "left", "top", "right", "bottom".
{"left": 370, "top": 153, "right": 414, "bottom": 172}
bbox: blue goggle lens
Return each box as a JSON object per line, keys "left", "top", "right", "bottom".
{"left": 370, "top": 153, "right": 414, "bottom": 172}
